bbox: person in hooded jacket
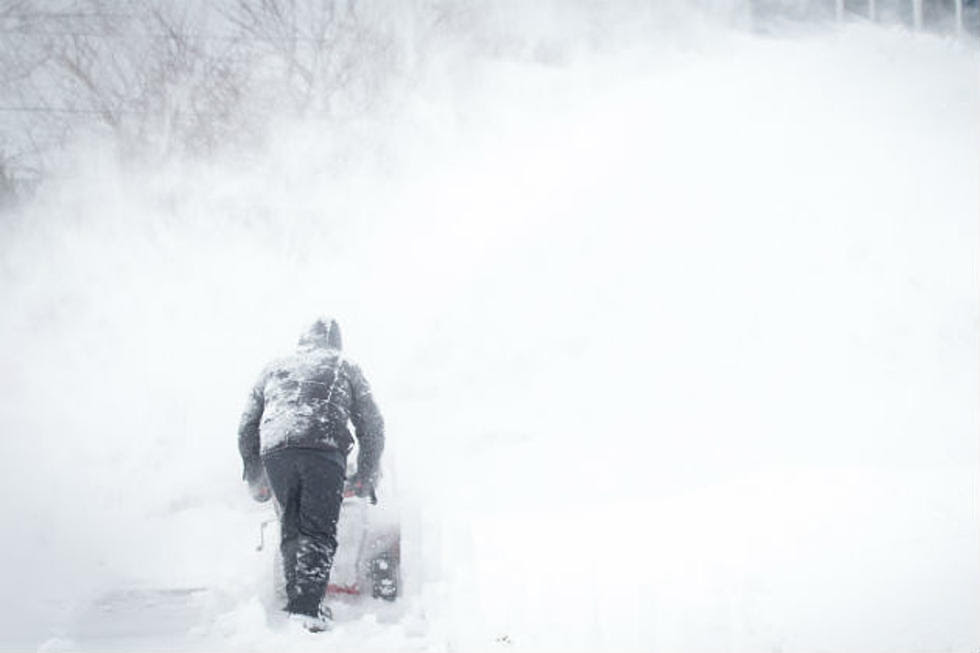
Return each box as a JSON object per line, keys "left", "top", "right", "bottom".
{"left": 238, "top": 317, "right": 384, "bottom": 631}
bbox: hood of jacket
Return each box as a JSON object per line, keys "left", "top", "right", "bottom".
{"left": 298, "top": 317, "right": 343, "bottom": 351}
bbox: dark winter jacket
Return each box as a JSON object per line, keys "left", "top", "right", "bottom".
{"left": 238, "top": 318, "right": 385, "bottom": 483}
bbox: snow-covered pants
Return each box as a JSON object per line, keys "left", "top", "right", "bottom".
{"left": 263, "top": 448, "right": 346, "bottom": 617}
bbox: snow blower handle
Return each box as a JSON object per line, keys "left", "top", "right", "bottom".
{"left": 255, "top": 518, "right": 276, "bottom": 552}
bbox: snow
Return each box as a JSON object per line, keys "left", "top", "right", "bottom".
{"left": 0, "top": 14, "right": 977, "bottom": 653}
{"left": 249, "top": 347, "right": 347, "bottom": 454}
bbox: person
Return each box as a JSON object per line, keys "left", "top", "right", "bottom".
{"left": 237, "top": 317, "right": 385, "bottom": 632}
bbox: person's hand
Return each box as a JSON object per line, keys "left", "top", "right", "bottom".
{"left": 250, "top": 481, "right": 272, "bottom": 502}
{"left": 346, "top": 475, "right": 377, "bottom": 504}
{"left": 245, "top": 461, "right": 272, "bottom": 503}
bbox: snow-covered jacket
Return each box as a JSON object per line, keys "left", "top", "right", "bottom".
{"left": 238, "top": 318, "right": 385, "bottom": 483}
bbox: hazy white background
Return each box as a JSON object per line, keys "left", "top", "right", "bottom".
{"left": 0, "top": 2, "right": 977, "bottom": 651}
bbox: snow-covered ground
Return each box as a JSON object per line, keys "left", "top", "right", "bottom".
{"left": 0, "top": 15, "right": 977, "bottom": 653}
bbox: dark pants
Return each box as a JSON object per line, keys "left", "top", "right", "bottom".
{"left": 262, "top": 448, "right": 346, "bottom": 617}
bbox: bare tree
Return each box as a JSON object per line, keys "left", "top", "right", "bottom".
{"left": 221, "top": 0, "right": 403, "bottom": 118}
{"left": 0, "top": 0, "right": 473, "bottom": 198}
{"left": 0, "top": 0, "right": 253, "bottom": 165}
